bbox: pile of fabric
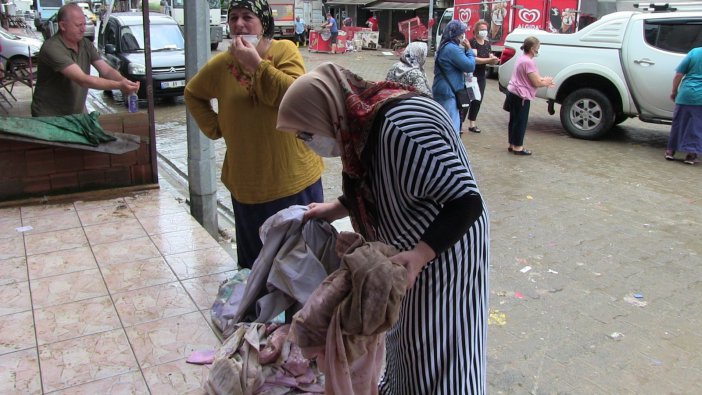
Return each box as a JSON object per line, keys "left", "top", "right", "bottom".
{"left": 199, "top": 206, "right": 407, "bottom": 394}
{"left": 289, "top": 232, "right": 406, "bottom": 394}
{"left": 211, "top": 205, "right": 340, "bottom": 338}
{"left": 204, "top": 323, "right": 325, "bottom": 394}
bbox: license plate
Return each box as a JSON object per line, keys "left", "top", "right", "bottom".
{"left": 161, "top": 80, "right": 185, "bottom": 89}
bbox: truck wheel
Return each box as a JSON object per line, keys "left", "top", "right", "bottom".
{"left": 560, "top": 88, "right": 614, "bottom": 140}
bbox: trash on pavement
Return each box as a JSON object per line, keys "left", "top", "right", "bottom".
{"left": 488, "top": 309, "right": 507, "bottom": 326}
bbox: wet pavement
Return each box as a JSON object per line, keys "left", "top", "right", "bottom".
{"left": 2, "top": 36, "right": 701, "bottom": 393}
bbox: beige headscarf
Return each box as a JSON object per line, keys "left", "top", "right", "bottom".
{"left": 277, "top": 62, "right": 416, "bottom": 240}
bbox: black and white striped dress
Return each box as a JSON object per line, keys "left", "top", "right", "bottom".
{"left": 373, "top": 97, "right": 490, "bottom": 394}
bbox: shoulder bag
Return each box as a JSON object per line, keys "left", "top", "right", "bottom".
{"left": 436, "top": 47, "right": 475, "bottom": 109}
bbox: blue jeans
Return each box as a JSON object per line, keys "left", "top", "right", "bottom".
{"left": 437, "top": 97, "right": 461, "bottom": 135}
{"left": 231, "top": 179, "right": 323, "bottom": 269}
{"left": 507, "top": 92, "right": 530, "bottom": 146}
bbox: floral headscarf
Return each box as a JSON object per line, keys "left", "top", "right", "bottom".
{"left": 277, "top": 63, "right": 418, "bottom": 240}
{"left": 229, "top": 0, "right": 275, "bottom": 38}
{"left": 388, "top": 41, "right": 428, "bottom": 79}
{"left": 439, "top": 20, "right": 468, "bottom": 51}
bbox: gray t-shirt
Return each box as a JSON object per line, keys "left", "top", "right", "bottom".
{"left": 31, "top": 34, "right": 100, "bottom": 117}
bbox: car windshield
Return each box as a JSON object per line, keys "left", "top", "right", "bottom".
{"left": 120, "top": 24, "right": 184, "bottom": 52}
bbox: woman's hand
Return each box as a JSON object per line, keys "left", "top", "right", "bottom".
{"left": 541, "top": 76, "right": 555, "bottom": 87}
{"left": 230, "top": 36, "right": 263, "bottom": 74}
{"left": 303, "top": 199, "right": 348, "bottom": 223}
{"left": 390, "top": 241, "right": 436, "bottom": 290}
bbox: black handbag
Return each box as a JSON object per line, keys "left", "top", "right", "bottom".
{"left": 436, "top": 49, "right": 474, "bottom": 109}
{"left": 454, "top": 88, "right": 473, "bottom": 108}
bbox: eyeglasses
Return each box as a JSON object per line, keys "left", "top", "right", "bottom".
{"left": 296, "top": 131, "right": 314, "bottom": 142}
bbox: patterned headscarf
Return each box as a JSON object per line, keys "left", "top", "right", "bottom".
{"left": 439, "top": 20, "right": 467, "bottom": 51}
{"left": 277, "top": 63, "right": 417, "bottom": 240}
{"left": 388, "top": 41, "right": 428, "bottom": 80}
{"left": 229, "top": 0, "right": 275, "bottom": 38}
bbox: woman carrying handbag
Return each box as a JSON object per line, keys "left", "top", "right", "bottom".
{"left": 432, "top": 20, "right": 476, "bottom": 135}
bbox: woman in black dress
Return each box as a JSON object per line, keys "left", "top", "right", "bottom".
{"left": 466, "top": 20, "right": 500, "bottom": 133}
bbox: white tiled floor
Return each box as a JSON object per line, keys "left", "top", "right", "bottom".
{"left": 0, "top": 188, "right": 234, "bottom": 394}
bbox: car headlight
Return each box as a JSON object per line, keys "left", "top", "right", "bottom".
{"left": 127, "top": 63, "right": 146, "bottom": 75}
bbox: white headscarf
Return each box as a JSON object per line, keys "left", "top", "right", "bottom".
{"left": 387, "top": 42, "right": 428, "bottom": 79}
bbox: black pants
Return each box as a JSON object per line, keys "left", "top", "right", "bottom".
{"left": 231, "top": 179, "right": 323, "bottom": 269}
{"left": 295, "top": 32, "right": 306, "bottom": 45}
{"left": 468, "top": 73, "right": 487, "bottom": 122}
{"left": 507, "top": 91, "right": 530, "bottom": 146}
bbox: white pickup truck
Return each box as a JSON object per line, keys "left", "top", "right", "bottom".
{"left": 498, "top": 9, "right": 702, "bottom": 139}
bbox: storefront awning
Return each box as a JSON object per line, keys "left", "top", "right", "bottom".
{"left": 326, "top": 0, "right": 374, "bottom": 5}
{"left": 365, "top": 1, "right": 429, "bottom": 10}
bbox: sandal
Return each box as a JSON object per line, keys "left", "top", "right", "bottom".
{"left": 468, "top": 126, "right": 481, "bottom": 133}
{"left": 512, "top": 149, "right": 532, "bottom": 156}
{"left": 684, "top": 153, "right": 698, "bottom": 165}
{"left": 665, "top": 150, "right": 675, "bottom": 160}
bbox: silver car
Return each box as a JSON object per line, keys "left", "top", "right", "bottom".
{"left": 0, "top": 27, "right": 42, "bottom": 70}
{"left": 41, "top": 10, "right": 95, "bottom": 41}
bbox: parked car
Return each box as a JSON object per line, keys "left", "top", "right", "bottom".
{"left": 498, "top": 6, "right": 702, "bottom": 139}
{"left": 0, "top": 27, "right": 42, "bottom": 71}
{"left": 41, "top": 9, "right": 96, "bottom": 41}
{"left": 221, "top": 13, "right": 230, "bottom": 38}
{"left": 82, "top": 8, "right": 98, "bottom": 25}
{"left": 98, "top": 12, "right": 186, "bottom": 99}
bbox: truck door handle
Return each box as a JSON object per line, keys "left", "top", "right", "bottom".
{"left": 634, "top": 58, "right": 655, "bottom": 65}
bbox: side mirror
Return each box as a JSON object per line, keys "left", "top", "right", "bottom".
{"left": 105, "top": 44, "right": 116, "bottom": 54}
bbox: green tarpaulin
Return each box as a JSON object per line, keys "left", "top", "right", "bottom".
{"left": 0, "top": 111, "right": 115, "bottom": 147}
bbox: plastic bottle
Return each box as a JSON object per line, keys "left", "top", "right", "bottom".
{"left": 127, "top": 92, "right": 138, "bottom": 113}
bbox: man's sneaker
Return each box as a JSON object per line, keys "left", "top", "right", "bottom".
{"left": 665, "top": 150, "right": 675, "bottom": 160}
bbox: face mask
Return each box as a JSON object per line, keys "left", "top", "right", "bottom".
{"left": 238, "top": 35, "right": 260, "bottom": 47}
{"left": 534, "top": 50, "right": 539, "bottom": 57}
{"left": 478, "top": 30, "right": 488, "bottom": 38}
{"left": 458, "top": 33, "right": 466, "bottom": 42}
{"left": 297, "top": 132, "right": 341, "bottom": 157}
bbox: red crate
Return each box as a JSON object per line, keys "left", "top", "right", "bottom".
{"left": 398, "top": 17, "right": 428, "bottom": 42}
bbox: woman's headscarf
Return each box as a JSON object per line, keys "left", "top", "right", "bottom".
{"left": 229, "top": 0, "right": 275, "bottom": 38}
{"left": 439, "top": 19, "right": 468, "bottom": 51}
{"left": 387, "top": 41, "right": 428, "bottom": 80}
{"left": 277, "top": 62, "right": 417, "bottom": 240}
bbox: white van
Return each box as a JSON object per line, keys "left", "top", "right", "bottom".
{"left": 32, "top": 0, "right": 63, "bottom": 30}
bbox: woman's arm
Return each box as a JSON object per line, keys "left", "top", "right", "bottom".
{"left": 671, "top": 72, "right": 684, "bottom": 101}
{"left": 184, "top": 62, "right": 222, "bottom": 140}
{"left": 303, "top": 198, "right": 349, "bottom": 223}
{"left": 251, "top": 41, "right": 306, "bottom": 107}
{"left": 446, "top": 42, "right": 476, "bottom": 74}
{"left": 527, "top": 71, "right": 554, "bottom": 88}
{"left": 392, "top": 194, "right": 483, "bottom": 290}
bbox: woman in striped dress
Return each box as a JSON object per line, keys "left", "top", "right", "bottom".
{"left": 277, "top": 62, "right": 490, "bottom": 394}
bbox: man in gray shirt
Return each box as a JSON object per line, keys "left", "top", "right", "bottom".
{"left": 31, "top": 3, "right": 139, "bottom": 117}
